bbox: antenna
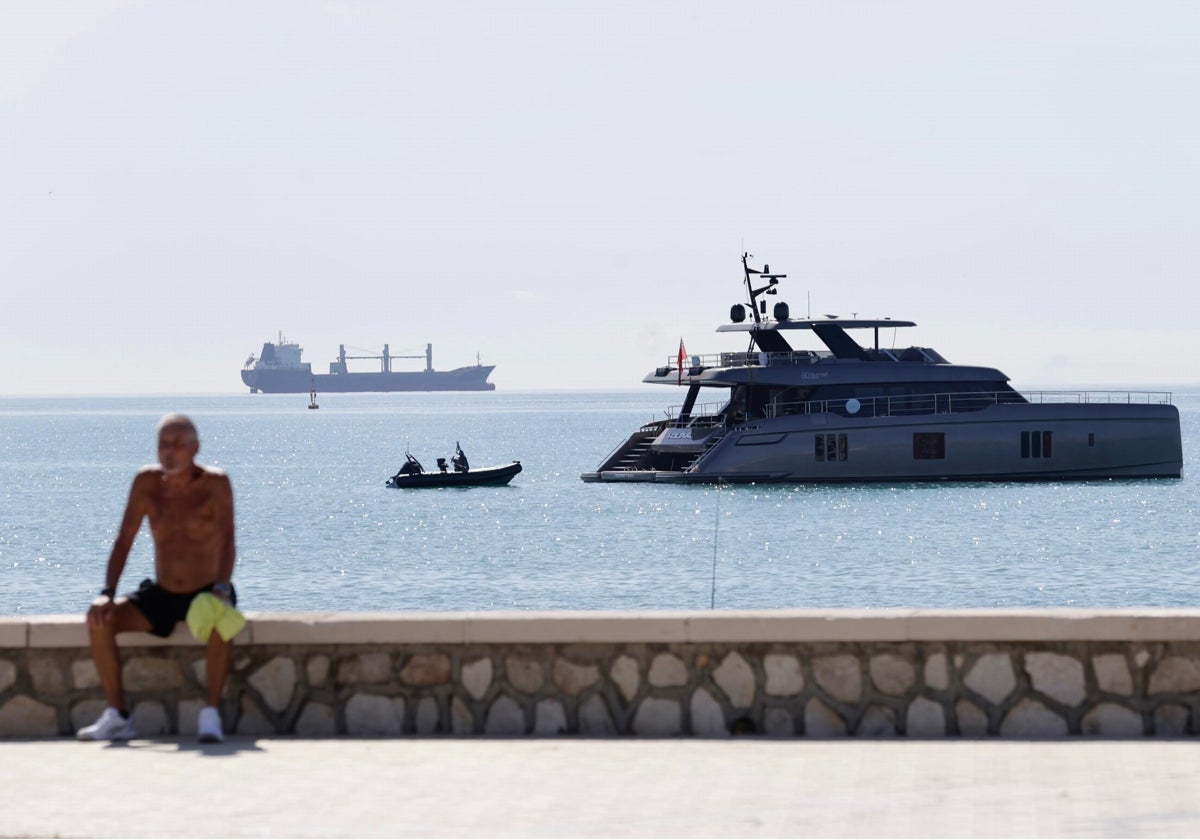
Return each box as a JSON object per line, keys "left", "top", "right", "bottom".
{"left": 711, "top": 480, "right": 722, "bottom": 609}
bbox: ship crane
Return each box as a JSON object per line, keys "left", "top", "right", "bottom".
{"left": 335, "top": 343, "right": 435, "bottom": 373}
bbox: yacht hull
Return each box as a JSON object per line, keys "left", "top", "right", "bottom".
{"left": 582, "top": 403, "right": 1182, "bottom": 484}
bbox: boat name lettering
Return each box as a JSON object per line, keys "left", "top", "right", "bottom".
{"left": 664, "top": 430, "right": 692, "bottom": 440}
{"left": 801, "top": 372, "right": 829, "bottom": 380}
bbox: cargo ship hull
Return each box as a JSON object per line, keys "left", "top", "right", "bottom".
{"left": 241, "top": 336, "right": 496, "bottom": 393}
{"left": 242, "top": 366, "right": 496, "bottom": 393}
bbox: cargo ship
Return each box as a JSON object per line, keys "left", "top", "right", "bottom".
{"left": 241, "top": 334, "right": 496, "bottom": 393}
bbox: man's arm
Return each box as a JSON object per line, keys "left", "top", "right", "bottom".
{"left": 215, "top": 473, "right": 236, "bottom": 584}
{"left": 104, "top": 472, "right": 151, "bottom": 592}
{"left": 88, "top": 473, "right": 149, "bottom": 624}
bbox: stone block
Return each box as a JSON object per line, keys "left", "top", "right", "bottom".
{"left": 857, "top": 706, "right": 896, "bottom": 737}
{"left": 1000, "top": 698, "right": 1068, "bottom": 738}
{"left": 1081, "top": 703, "right": 1143, "bottom": 737}
{"left": 813, "top": 655, "right": 861, "bottom": 704}
{"left": 462, "top": 657, "right": 493, "bottom": 701}
{"left": 1092, "top": 653, "right": 1133, "bottom": 696}
{"left": 132, "top": 701, "right": 170, "bottom": 737}
{"left": 690, "top": 688, "right": 727, "bottom": 737}
{"left": 505, "top": 657, "right": 544, "bottom": 694}
{"left": 248, "top": 656, "right": 297, "bottom": 713}
{"left": 763, "top": 706, "right": 794, "bottom": 737}
{"left": 1153, "top": 704, "right": 1189, "bottom": 737}
{"left": 305, "top": 655, "right": 330, "bottom": 687}
{"left": 632, "top": 697, "right": 681, "bottom": 736}
{"left": 451, "top": 696, "right": 473, "bottom": 735}
{"left": 29, "top": 658, "right": 64, "bottom": 696}
{"left": 964, "top": 653, "right": 1015, "bottom": 706}
{"left": 345, "top": 693, "right": 403, "bottom": 736}
{"left": 1025, "top": 652, "right": 1086, "bottom": 707}
{"left": 338, "top": 652, "right": 392, "bottom": 685}
{"left": 804, "top": 698, "right": 846, "bottom": 738}
{"left": 955, "top": 700, "right": 989, "bottom": 737}
{"left": 0, "top": 660, "right": 16, "bottom": 694}
{"left": 72, "top": 659, "right": 100, "bottom": 690}
{"left": 484, "top": 695, "right": 526, "bottom": 736}
{"left": 400, "top": 654, "right": 450, "bottom": 687}
{"left": 192, "top": 659, "right": 207, "bottom": 686}
{"left": 178, "top": 699, "right": 204, "bottom": 736}
{"left": 1148, "top": 657, "right": 1200, "bottom": 695}
{"left": 415, "top": 697, "right": 440, "bottom": 735}
{"left": 611, "top": 655, "right": 640, "bottom": 703}
{"left": 70, "top": 699, "right": 108, "bottom": 734}
{"left": 534, "top": 699, "right": 567, "bottom": 735}
{"left": 0, "top": 695, "right": 58, "bottom": 737}
{"left": 579, "top": 695, "right": 615, "bottom": 736}
{"left": 295, "top": 702, "right": 337, "bottom": 737}
{"left": 906, "top": 697, "right": 946, "bottom": 737}
{"left": 648, "top": 653, "right": 687, "bottom": 688}
{"left": 869, "top": 654, "right": 915, "bottom": 696}
{"left": 924, "top": 652, "right": 950, "bottom": 691}
{"left": 553, "top": 659, "right": 599, "bottom": 696}
{"left": 764, "top": 654, "right": 803, "bottom": 696}
{"left": 713, "top": 652, "right": 755, "bottom": 708}
{"left": 236, "top": 696, "right": 276, "bottom": 737}
{"left": 124, "top": 657, "right": 185, "bottom": 692}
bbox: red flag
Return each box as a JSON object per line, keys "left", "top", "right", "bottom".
{"left": 677, "top": 338, "right": 687, "bottom": 385}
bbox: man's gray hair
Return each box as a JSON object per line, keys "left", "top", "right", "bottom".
{"left": 157, "top": 413, "right": 198, "bottom": 440}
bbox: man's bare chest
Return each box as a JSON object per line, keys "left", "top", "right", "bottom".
{"left": 148, "top": 483, "right": 220, "bottom": 541}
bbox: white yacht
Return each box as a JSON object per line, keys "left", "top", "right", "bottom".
{"left": 582, "top": 254, "right": 1182, "bottom": 483}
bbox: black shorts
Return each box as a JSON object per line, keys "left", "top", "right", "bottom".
{"left": 126, "top": 578, "right": 238, "bottom": 638}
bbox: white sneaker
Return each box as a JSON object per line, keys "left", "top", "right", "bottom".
{"left": 197, "top": 706, "right": 224, "bottom": 743}
{"left": 77, "top": 707, "right": 136, "bottom": 741}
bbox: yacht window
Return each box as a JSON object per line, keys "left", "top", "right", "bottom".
{"left": 815, "top": 433, "right": 849, "bottom": 462}
{"left": 1021, "top": 431, "right": 1052, "bottom": 459}
{"left": 913, "top": 433, "right": 945, "bottom": 460}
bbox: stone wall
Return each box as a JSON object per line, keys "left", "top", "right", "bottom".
{"left": 2, "top": 610, "right": 1199, "bottom": 738}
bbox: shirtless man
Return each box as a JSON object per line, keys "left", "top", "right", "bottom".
{"left": 77, "top": 414, "right": 237, "bottom": 743}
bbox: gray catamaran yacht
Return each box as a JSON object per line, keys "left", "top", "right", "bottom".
{"left": 582, "top": 254, "right": 1182, "bottom": 483}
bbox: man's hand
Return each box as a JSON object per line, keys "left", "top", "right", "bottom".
{"left": 86, "top": 595, "right": 116, "bottom": 627}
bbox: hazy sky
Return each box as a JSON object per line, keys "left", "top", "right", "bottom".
{"left": 2, "top": 1, "right": 1198, "bottom": 395}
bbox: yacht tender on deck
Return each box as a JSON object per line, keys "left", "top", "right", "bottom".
{"left": 581, "top": 254, "right": 1182, "bottom": 483}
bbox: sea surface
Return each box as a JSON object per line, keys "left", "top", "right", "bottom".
{"left": 3, "top": 390, "right": 1198, "bottom": 616}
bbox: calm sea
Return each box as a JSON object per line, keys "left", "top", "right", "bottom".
{"left": 3, "top": 391, "right": 1198, "bottom": 615}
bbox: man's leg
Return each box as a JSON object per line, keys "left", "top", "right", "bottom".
{"left": 79, "top": 600, "right": 152, "bottom": 740}
{"left": 205, "top": 633, "right": 233, "bottom": 708}
{"left": 88, "top": 600, "right": 152, "bottom": 712}
{"left": 198, "top": 634, "right": 233, "bottom": 742}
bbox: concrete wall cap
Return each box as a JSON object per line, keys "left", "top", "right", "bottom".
{"left": 8, "top": 609, "right": 1200, "bottom": 648}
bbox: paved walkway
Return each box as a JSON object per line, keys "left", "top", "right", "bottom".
{"left": 1, "top": 738, "right": 1198, "bottom": 837}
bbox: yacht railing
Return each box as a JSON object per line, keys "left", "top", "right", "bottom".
{"left": 663, "top": 390, "right": 1173, "bottom": 424}
{"left": 662, "top": 348, "right": 955, "bottom": 370}
{"left": 662, "top": 403, "right": 724, "bottom": 429}
{"left": 1021, "top": 390, "right": 1174, "bottom": 405}
{"left": 664, "top": 351, "right": 827, "bottom": 371}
